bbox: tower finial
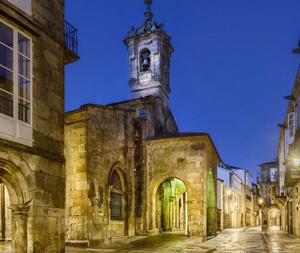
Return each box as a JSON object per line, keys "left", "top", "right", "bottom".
{"left": 144, "top": 0, "right": 153, "bottom": 22}
{"left": 144, "top": 0, "right": 152, "bottom": 7}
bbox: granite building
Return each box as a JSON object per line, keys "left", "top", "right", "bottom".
{"left": 0, "top": 0, "right": 78, "bottom": 252}
{"left": 65, "top": 0, "right": 221, "bottom": 247}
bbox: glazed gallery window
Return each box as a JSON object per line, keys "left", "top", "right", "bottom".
{"left": 0, "top": 21, "right": 32, "bottom": 124}
{"left": 110, "top": 171, "right": 123, "bottom": 221}
{"left": 7, "top": 0, "right": 32, "bottom": 16}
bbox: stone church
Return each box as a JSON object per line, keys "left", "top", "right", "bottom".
{"left": 65, "top": 0, "right": 221, "bottom": 247}
{"left": 0, "top": 0, "right": 221, "bottom": 252}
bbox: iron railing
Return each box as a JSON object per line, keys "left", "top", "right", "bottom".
{"left": 0, "top": 95, "right": 30, "bottom": 123}
{"left": 64, "top": 21, "right": 78, "bottom": 56}
{"left": 18, "top": 102, "right": 30, "bottom": 123}
{"left": 0, "top": 95, "right": 13, "bottom": 117}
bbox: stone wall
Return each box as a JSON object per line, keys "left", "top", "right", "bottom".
{"left": 145, "top": 135, "right": 219, "bottom": 239}
{"left": 0, "top": 0, "right": 67, "bottom": 252}
{"left": 4, "top": 185, "right": 11, "bottom": 240}
{"left": 65, "top": 110, "right": 89, "bottom": 243}
{"left": 65, "top": 105, "right": 137, "bottom": 246}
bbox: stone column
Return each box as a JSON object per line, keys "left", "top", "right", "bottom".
{"left": 0, "top": 183, "right": 5, "bottom": 240}
{"left": 10, "top": 205, "right": 29, "bottom": 253}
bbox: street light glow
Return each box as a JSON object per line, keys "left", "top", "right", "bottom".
{"left": 226, "top": 189, "right": 232, "bottom": 196}
{"left": 258, "top": 198, "right": 264, "bottom": 205}
{"left": 293, "top": 158, "right": 300, "bottom": 167}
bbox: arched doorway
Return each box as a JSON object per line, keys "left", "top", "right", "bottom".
{"left": 155, "top": 178, "right": 188, "bottom": 234}
{"left": 109, "top": 169, "right": 128, "bottom": 238}
{"left": 206, "top": 168, "right": 217, "bottom": 236}
{"left": 0, "top": 160, "right": 31, "bottom": 253}
{"left": 268, "top": 206, "right": 281, "bottom": 230}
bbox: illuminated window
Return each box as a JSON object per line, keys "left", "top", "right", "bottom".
{"left": 110, "top": 171, "right": 123, "bottom": 220}
{"left": 0, "top": 21, "right": 32, "bottom": 146}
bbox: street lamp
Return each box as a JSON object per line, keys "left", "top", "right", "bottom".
{"left": 226, "top": 189, "right": 232, "bottom": 196}
{"left": 258, "top": 197, "right": 264, "bottom": 206}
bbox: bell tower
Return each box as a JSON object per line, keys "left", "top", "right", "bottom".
{"left": 124, "top": 0, "right": 174, "bottom": 106}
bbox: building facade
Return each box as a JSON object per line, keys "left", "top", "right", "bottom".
{"left": 0, "top": 0, "right": 78, "bottom": 252}
{"left": 217, "top": 165, "right": 260, "bottom": 231}
{"left": 64, "top": 0, "right": 221, "bottom": 247}
{"left": 257, "top": 161, "right": 283, "bottom": 230}
{"left": 276, "top": 39, "right": 300, "bottom": 236}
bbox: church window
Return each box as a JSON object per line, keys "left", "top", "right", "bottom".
{"left": 0, "top": 20, "right": 32, "bottom": 146}
{"left": 110, "top": 170, "right": 123, "bottom": 220}
{"left": 140, "top": 49, "right": 151, "bottom": 72}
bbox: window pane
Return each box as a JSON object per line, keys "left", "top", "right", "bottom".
{"left": 0, "top": 44, "right": 13, "bottom": 70}
{"left": 110, "top": 192, "right": 122, "bottom": 220}
{"left": 18, "top": 76, "right": 30, "bottom": 100}
{"left": 0, "top": 90, "right": 13, "bottom": 117}
{"left": 0, "top": 22, "right": 13, "bottom": 47}
{"left": 18, "top": 54, "right": 30, "bottom": 78}
{"left": 18, "top": 34, "right": 30, "bottom": 57}
{"left": 18, "top": 98, "right": 30, "bottom": 123}
{"left": 0, "top": 66, "right": 13, "bottom": 93}
{"left": 110, "top": 171, "right": 122, "bottom": 191}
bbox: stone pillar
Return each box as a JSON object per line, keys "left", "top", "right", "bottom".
{"left": 0, "top": 183, "right": 5, "bottom": 240}
{"left": 11, "top": 205, "right": 29, "bottom": 253}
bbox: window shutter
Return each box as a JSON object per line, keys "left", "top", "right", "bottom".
{"left": 285, "top": 129, "right": 289, "bottom": 154}
{"left": 288, "top": 112, "right": 296, "bottom": 144}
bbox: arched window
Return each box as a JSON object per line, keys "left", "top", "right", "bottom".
{"left": 140, "top": 49, "right": 151, "bottom": 72}
{"left": 110, "top": 170, "right": 123, "bottom": 220}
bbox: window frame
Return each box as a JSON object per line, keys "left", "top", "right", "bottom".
{"left": 0, "top": 19, "right": 33, "bottom": 126}
{"left": 7, "top": 0, "right": 32, "bottom": 16}
{"left": 109, "top": 170, "right": 125, "bottom": 221}
{"left": 0, "top": 19, "right": 33, "bottom": 147}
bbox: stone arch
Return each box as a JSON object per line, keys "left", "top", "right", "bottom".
{"left": 148, "top": 174, "right": 193, "bottom": 235}
{"left": 0, "top": 157, "right": 32, "bottom": 253}
{"left": 206, "top": 167, "right": 217, "bottom": 236}
{"left": 268, "top": 205, "right": 281, "bottom": 228}
{"left": 155, "top": 178, "right": 187, "bottom": 233}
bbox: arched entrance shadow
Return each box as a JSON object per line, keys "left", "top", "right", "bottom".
{"left": 148, "top": 174, "right": 192, "bottom": 236}
{"left": 0, "top": 158, "right": 31, "bottom": 253}
{"left": 155, "top": 178, "right": 188, "bottom": 234}
{"left": 268, "top": 206, "right": 281, "bottom": 229}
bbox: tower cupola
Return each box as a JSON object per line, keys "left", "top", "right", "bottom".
{"left": 124, "top": 0, "right": 174, "bottom": 106}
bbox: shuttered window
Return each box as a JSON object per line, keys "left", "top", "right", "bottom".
{"left": 288, "top": 112, "right": 295, "bottom": 144}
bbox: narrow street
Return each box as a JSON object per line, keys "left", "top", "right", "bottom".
{"left": 63, "top": 227, "right": 300, "bottom": 253}
{"left": 1, "top": 227, "right": 300, "bottom": 252}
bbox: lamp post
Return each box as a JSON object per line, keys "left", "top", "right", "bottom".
{"left": 257, "top": 197, "right": 266, "bottom": 230}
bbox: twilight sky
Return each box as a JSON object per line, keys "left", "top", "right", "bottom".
{"left": 65, "top": 0, "right": 300, "bottom": 178}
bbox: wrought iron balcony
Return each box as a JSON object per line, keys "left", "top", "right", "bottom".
{"left": 64, "top": 21, "right": 79, "bottom": 64}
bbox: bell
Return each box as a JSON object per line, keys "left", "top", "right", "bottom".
{"left": 142, "top": 58, "right": 150, "bottom": 71}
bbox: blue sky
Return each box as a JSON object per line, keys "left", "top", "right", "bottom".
{"left": 65, "top": 0, "right": 300, "bottom": 178}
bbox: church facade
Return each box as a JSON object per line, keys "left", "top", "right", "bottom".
{"left": 65, "top": 0, "right": 221, "bottom": 246}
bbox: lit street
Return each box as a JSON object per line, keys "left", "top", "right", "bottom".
{"left": 2, "top": 227, "right": 300, "bottom": 252}
{"left": 64, "top": 227, "right": 300, "bottom": 253}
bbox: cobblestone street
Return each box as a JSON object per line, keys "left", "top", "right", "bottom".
{"left": 65, "top": 227, "right": 300, "bottom": 253}
{"left": 2, "top": 227, "right": 300, "bottom": 252}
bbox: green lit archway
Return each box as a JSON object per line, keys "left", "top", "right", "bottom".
{"left": 206, "top": 168, "right": 217, "bottom": 236}
{"left": 156, "top": 178, "right": 188, "bottom": 233}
